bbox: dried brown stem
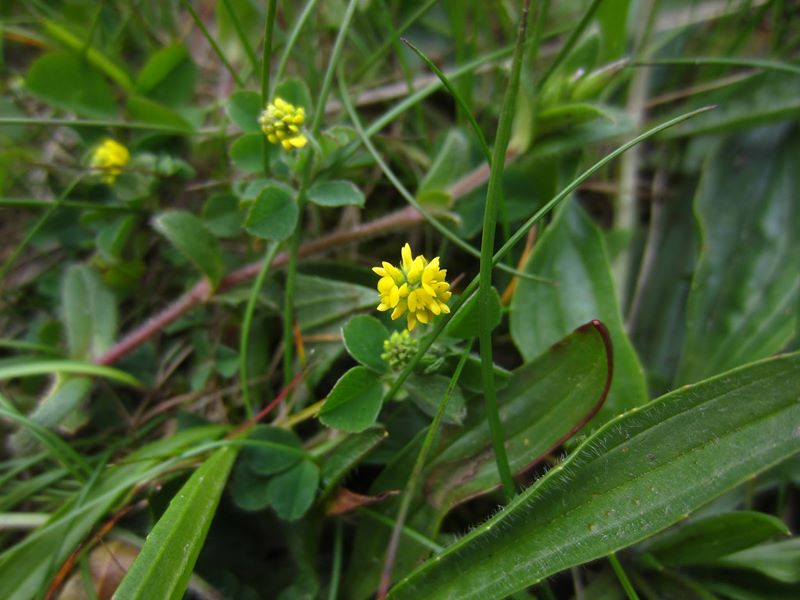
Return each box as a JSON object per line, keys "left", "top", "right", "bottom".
{"left": 95, "top": 206, "right": 422, "bottom": 366}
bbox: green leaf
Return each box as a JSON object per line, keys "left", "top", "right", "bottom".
{"left": 536, "top": 102, "right": 615, "bottom": 136}
{"left": 628, "top": 179, "right": 698, "bottom": 396}
{"left": 662, "top": 72, "right": 800, "bottom": 138}
{"left": 676, "top": 125, "right": 800, "bottom": 384}
{"left": 445, "top": 288, "right": 502, "bottom": 339}
{"left": 387, "top": 352, "right": 800, "bottom": 599}
{"left": 114, "top": 446, "right": 236, "bottom": 600}
{"left": 643, "top": 511, "right": 790, "bottom": 566}
{"left": 273, "top": 77, "right": 312, "bottom": 113}
{"left": 319, "top": 367, "right": 384, "bottom": 433}
{"left": 126, "top": 96, "right": 194, "bottom": 132}
{"left": 230, "top": 133, "right": 265, "bottom": 173}
{"left": 307, "top": 180, "right": 365, "bottom": 208}
{"left": 424, "top": 321, "right": 611, "bottom": 511}
{"left": 245, "top": 183, "right": 298, "bottom": 241}
{"left": 0, "top": 360, "right": 139, "bottom": 387}
{"left": 26, "top": 51, "right": 117, "bottom": 118}
{"left": 342, "top": 315, "right": 390, "bottom": 372}
{"left": 226, "top": 90, "right": 262, "bottom": 133}
{"left": 0, "top": 425, "right": 225, "bottom": 600}
{"left": 136, "top": 44, "right": 197, "bottom": 108}
{"left": 62, "top": 264, "right": 117, "bottom": 360}
{"left": 265, "top": 460, "right": 319, "bottom": 521}
{"left": 96, "top": 216, "right": 138, "bottom": 263}
{"left": 202, "top": 193, "right": 242, "bottom": 237}
{"left": 417, "top": 129, "right": 470, "bottom": 197}
{"left": 510, "top": 201, "right": 648, "bottom": 423}
{"left": 8, "top": 377, "right": 92, "bottom": 455}
{"left": 242, "top": 425, "right": 304, "bottom": 476}
{"left": 714, "top": 538, "right": 800, "bottom": 583}
{"left": 230, "top": 461, "right": 271, "bottom": 512}
{"left": 153, "top": 211, "right": 223, "bottom": 287}
{"left": 405, "top": 373, "right": 466, "bottom": 426}
{"left": 320, "top": 427, "right": 387, "bottom": 494}
{"left": 597, "top": 0, "right": 630, "bottom": 61}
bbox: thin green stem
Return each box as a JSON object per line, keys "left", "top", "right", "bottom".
{"left": 378, "top": 342, "right": 473, "bottom": 598}
{"left": 636, "top": 56, "right": 800, "bottom": 76}
{"left": 261, "top": 0, "right": 277, "bottom": 174}
{"left": 327, "top": 519, "right": 343, "bottom": 600}
{"left": 0, "top": 117, "right": 193, "bottom": 133}
{"left": 401, "top": 38, "right": 492, "bottom": 165}
{"left": 180, "top": 0, "right": 244, "bottom": 87}
{"left": 79, "top": 1, "right": 104, "bottom": 61}
{"left": 220, "top": 0, "right": 258, "bottom": 74}
{"left": 358, "top": 508, "right": 444, "bottom": 554}
{"left": 537, "top": 0, "right": 604, "bottom": 89}
{"left": 0, "top": 198, "right": 140, "bottom": 212}
{"left": 478, "top": 0, "right": 531, "bottom": 502}
{"left": 0, "top": 176, "right": 83, "bottom": 284}
{"left": 608, "top": 553, "right": 641, "bottom": 600}
{"left": 381, "top": 106, "right": 714, "bottom": 406}
{"left": 275, "top": 0, "right": 318, "bottom": 85}
{"left": 239, "top": 242, "right": 279, "bottom": 418}
{"left": 282, "top": 0, "right": 359, "bottom": 386}
{"left": 337, "top": 71, "right": 549, "bottom": 284}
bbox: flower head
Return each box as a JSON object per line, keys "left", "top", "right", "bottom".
{"left": 372, "top": 243, "right": 451, "bottom": 331}
{"left": 258, "top": 97, "right": 307, "bottom": 150}
{"left": 381, "top": 329, "right": 418, "bottom": 371}
{"left": 89, "top": 138, "right": 130, "bottom": 184}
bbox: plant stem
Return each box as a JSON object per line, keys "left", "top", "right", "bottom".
{"left": 180, "top": 0, "right": 244, "bottom": 87}
{"left": 282, "top": 0, "right": 359, "bottom": 386}
{"left": 608, "top": 553, "right": 641, "bottom": 600}
{"left": 261, "top": 0, "right": 277, "bottom": 175}
{"left": 0, "top": 176, "right": 83, "bottom": 285}
{"left": 327, "top": 519, "right": 343, "bottom": 600}
{"left": 239, "top": 242, "right": 279, "bottom": 418}
{"left": 478, "top": 0, "right": 531, "bottom": 502}
{"left": 377, "top": 342, "right": 473, "bottom": 599}
{"left": 220, "top": 0, "right": 258, "bottom": 74}
{"left": 275, "top": 0, "right": 318, "bottom": 84}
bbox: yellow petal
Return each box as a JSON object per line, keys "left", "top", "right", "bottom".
{"left": 289, "top": 135, "right": 307, "bottom": 148}
{"left": 401, "top": 243, "right": 413, "bottom": 270}
{"left": 372, "top": 266, "right": 387, "bottom": 276}
{"left": 389, "top": 286, "right": 400, "bottom": 307}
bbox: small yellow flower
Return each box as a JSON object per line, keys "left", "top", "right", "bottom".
{"left": 89, "top": 138, "right": 130, "bottom": 184}
{"left": 372, "top": 243, "right": 452, "bottom": 331}
{"left": 258, "top": 97, "right": 308, "bottom": 150}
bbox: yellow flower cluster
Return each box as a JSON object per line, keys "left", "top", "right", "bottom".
{"left": 258, "top": 97, "right": 307, "bottom": 150}
{"left": 89, "top": 138, "right": 130, "bottom": 184}
{"left": 373, "top": 243, "right": 451, "bottom": 331}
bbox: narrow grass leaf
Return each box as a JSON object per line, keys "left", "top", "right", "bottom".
{"left": 113, "top": 446, "right": 236, "bottom": 600}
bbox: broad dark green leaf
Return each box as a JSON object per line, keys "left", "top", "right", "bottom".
{"left": 342, "top": 315, "right": 390, "bottom": 372}
{"left": 153, "top": 211, "right": 223, "bottom": 287}
{"left": 405, "top": 373, "right": 466, "bottom": 426}
{"left": 661, "top": 72, "right": 800, "bottom": 138}
{"left": 597, "top": 0, "right": 630, "bottom": 61}
{"left": 96, "top": 216, "right": 137, "bottom": 263}
{"left": 714, "top": 538, "right": 800, "bottom": 583}
{"left": 307, "top": 180, "right": 365, "bottom": 207}
{"left": 643, "top": 511, "right": 790, "bottom": 566}
{"left": 510, "top": 201, "right": 648, "bottom": 423}
{"left": 319, "top": 366, "right": 384, "bottom": 433}
{"left": 62, "top": 264, "right": 117, "bottom": 360}
{"left": 226, "top": 90, "right": 262, "bottom": 133}
{"left": 388, "top": 352, "right": 800, "bottom": 599}
{"left": 628, "top": 178, "right": 698, "bottom": 396}
{"left": 113, "top": 446, "right": 236, "bottom": 600}
{"left": 202, "top": 193, "right": 242, "bottom": 237}
{"left": 26, "top": 51, "right": 117, "bottom": 118}
{"left": 676, "top": 125, "right": 800, "bottom": 384}
{"left": 245, "top": 183, "right": 298, "bottom": 241}
{"left": 266, "top": 460, "right": 319, "bottom": 521}
{"left": 424, "top": 321, "right": 611, "bottom": 511}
